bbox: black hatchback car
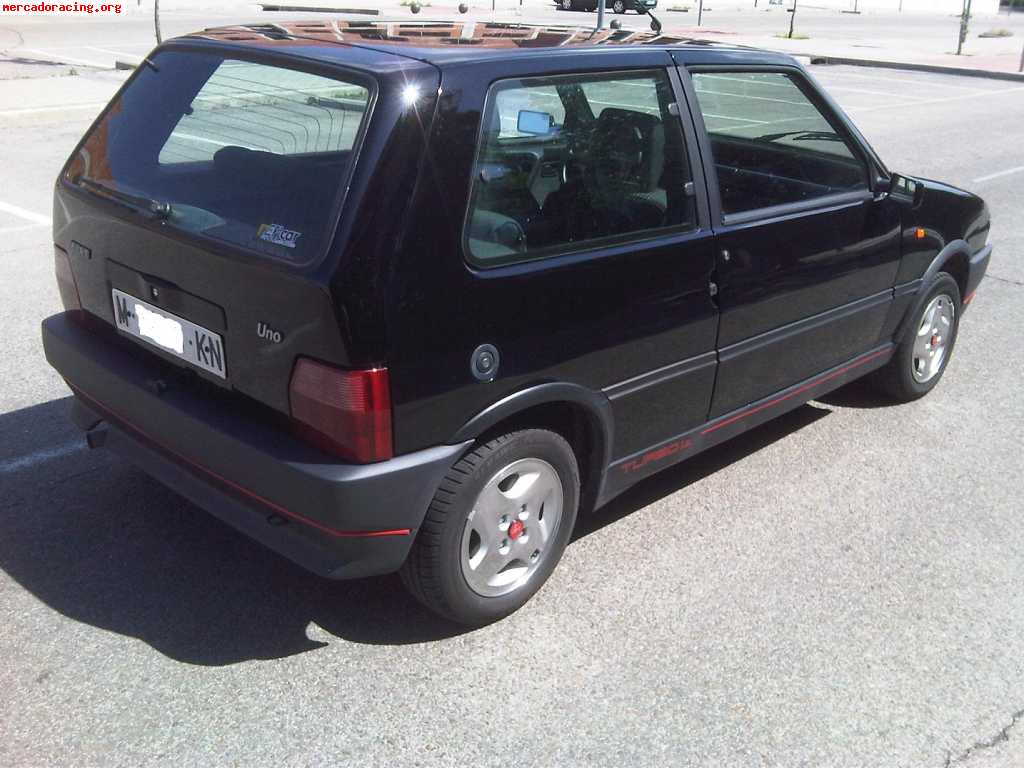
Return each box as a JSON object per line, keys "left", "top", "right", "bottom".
{"left": 557, "top": 0, "right": 657, "bottom": 14}
{"left": 42, "top": 21, "right": 991, "bottom": 625}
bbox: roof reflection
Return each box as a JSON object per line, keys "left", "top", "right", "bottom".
{"left": 192, "top": 20, "right": 712, "bottom": 50}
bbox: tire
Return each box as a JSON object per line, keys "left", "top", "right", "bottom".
{"left": 400, "top": 429, "right": 580, "bottom": 625}
{"left": 613, "top": 0, "right": 626, "bottom": 12}
{"left": 872, "top": 272, "right": 961, "bottom": 402}
{"left": 560, "top": 0, "right": 573, "bottom": 9}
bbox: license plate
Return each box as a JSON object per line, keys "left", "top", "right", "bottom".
{"left": 111, "top": 289, "right": 226, "bottom": 379}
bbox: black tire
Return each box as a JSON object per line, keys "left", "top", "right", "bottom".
{"left": 400, "top": 429, "right": 580, "bottom": 625}
{"left": 560, "top": 0, "right": 573, "bottom": 9}
{"left": 872, "top": 272, "right": 961, "bottom": 402}
{"left": 612, "top": 0, "right": 626, "bottom": 12}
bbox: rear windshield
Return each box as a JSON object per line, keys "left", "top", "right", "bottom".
{"left": 64, "top": 48, "right": 373, "bottom": 266}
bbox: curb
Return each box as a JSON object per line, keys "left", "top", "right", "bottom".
{"left": 804, "top": 53, "right": 1024, "bottom": 83}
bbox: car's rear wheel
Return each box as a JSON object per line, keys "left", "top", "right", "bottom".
{"left": 400, "top": 429, "right": 579, "bottom": 625}
{"left": 612, "top": 0, "right": 626, "bottom": 12}
{"left": 560, "top": 0, "right": 573, "bottom": 9}
{"left": 872, "top": 272, "right": 961, "bottom": 402}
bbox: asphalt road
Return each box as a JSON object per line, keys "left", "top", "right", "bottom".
{"left": 2, "top": 32, "right": 1024, "bottom": 768}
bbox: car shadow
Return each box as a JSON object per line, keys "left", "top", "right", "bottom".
{"left": 0, "top": 396, "right": 829, "bottom": 666}
{"left": 574, "top": 402, "right": 831, "bottom": 541}
{"left": 815, "top": 377, "right": 895, "bottom": 410}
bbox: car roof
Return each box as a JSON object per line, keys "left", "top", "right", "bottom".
{"left": 183, "top": 19, "right": 798, "bottom": 68}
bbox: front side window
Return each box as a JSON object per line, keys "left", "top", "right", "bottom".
{"left": 691, "top": 71, "right": 867, "bottom": 217}
{"left": 65, "top": 50, "right": 372, "bottom": 265}
{"left": 465, "top": 70, "right": 696, "bottom": 266}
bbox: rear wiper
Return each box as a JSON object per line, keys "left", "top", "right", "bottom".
{"left": 78, "top": 178, "right": 173, "bottom": 219}
{"left": 755, "top": 130, "right": 844, "bottom": 143}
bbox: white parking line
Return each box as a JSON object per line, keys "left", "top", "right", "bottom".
{"left": 702, "top": 113, "right": 768, "bottom": 124}
{"left": 0, "top": 441, "right": 86, "bottom": 475}
{"left": 0, "top": 102, "right": 108, "bottom": 116}
{"left": 695, "top": 87, "right": 809, "bottom": 107}
{"left": 712, "top": 113, "right": 813, "bottom": 136}
{"left": 849, "top": 85, "right": 1024, "bottom": 114}
{"left": 0, "top": 202, "right": 51, "bottom": 226}
{"left": 699, "top": 74, "right": 793, "bottom": 89}
{"left": 15, "top": 40, "right": 150, "bottom": 51}
{"left": 170, "top": 132, "right": 261, "bottom": 151}
{"left": 812, "top": 69, "right": 986, "bottom": 92}
{"left": 815, "top": 84, "right": 918, "bottom": 99}
{"left": 86, "top": 46, "right": 144, "bottom": 60}
{"left": 18, "top": 47, "right": 110, "bottom": 69}
{"left": 0, "top": 223, "right": 47, "bottom": 235}
{"left": 973, "top": 165, "right": 1024, "bottom": 184}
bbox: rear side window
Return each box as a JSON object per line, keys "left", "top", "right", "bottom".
{"left": 465, "top": 70, "right": 696, "bottom": 266}
{"left": 691, "top": 71, "right": 867, "bottom": 217}
{"left": 65, "top": 50, "right": 373, "bottom": 265}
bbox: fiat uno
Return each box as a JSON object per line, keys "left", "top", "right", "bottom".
{"left": 42, "top": 21, "right": 992, "bottom": 624}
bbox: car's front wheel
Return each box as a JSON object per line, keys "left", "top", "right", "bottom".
{"left": 401, "top": 429, "right": 580, "bottom": 625}
{"left": 560, "top": 0, "right": 574, "bottom": 9}
{"left": 612, "top": 0, "right": 626, "bottom": 12}
{"left": 872, "top": 272, "right": 961, "bottom": 401}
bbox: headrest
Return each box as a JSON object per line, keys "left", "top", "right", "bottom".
{"left": 591, "top": 108, "right": 665, "bottom": 193}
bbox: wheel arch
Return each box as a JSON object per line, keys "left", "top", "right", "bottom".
{"left": 451, "top": 383, "right": 614, "bottom": 515}
{"left": 895, "top": 240, "right": 970, "bottom": 343}
{"left": 923, "top": 239, "right": 971, "bottom": 299}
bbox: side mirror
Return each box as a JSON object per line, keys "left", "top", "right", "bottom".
{"left": 889, "top": 173, "right": 926, "bottom": 208}
{"left": 517, "top": 110, "right": 554, "bottom": 136}
{"left": 873, "top": 175, "right": 892, "bottom": 198}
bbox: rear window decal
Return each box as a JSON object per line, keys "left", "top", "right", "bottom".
{"left": 258, "top": 223, "right": 302, "bottom": 249}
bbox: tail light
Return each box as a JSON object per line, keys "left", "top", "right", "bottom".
{"left": 289, "top": 358, "right": 393, "bottom": 464}
{"left": 54, "top": 246, "right": 82, "bottom": 311}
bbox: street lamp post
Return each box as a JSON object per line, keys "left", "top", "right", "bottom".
{"left": 788, "top": 0, "right": 797, "bottom": 39}
{"left": 956, "top": 0, "right": 973, "bottom": 56}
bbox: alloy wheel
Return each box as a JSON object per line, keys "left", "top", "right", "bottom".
{"left": 912, "top": 293, "right": 955, "bottom": 383}
{"left": 460, "top": 458, "right": 564, "bottom": 598}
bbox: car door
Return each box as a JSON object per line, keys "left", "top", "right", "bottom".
{"left": 387, "top": 52, "right": 720, "bottom": 464}
{"left": 680, "top": 65, "right": 902, "bottom": 418}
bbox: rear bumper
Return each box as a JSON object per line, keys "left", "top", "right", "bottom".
{"left": 42, "top": 312, "right": 470, "bottom": 579}
{"left": 964, "top": 243, "right": 992, "bottom": 306}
